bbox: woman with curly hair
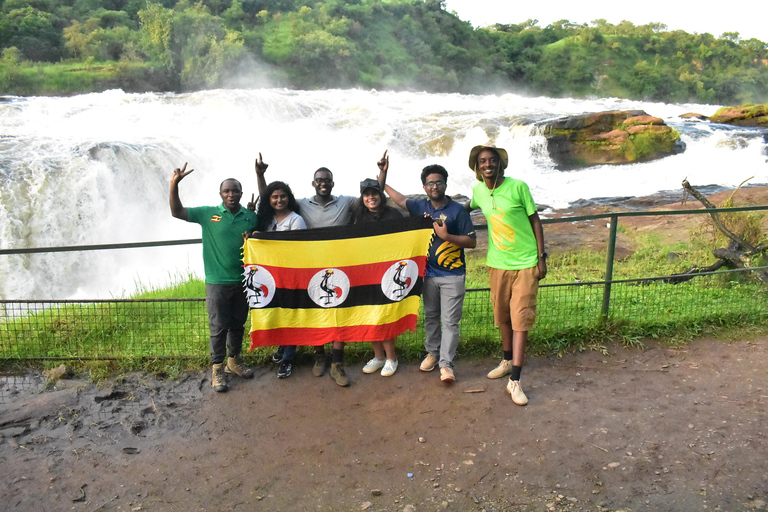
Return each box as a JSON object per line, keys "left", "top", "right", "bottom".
{"left": 256, "top": 181, "right": 306, "bottom": 378}
{"left": 256, "top": 181, "right": 306, "bottom": 233}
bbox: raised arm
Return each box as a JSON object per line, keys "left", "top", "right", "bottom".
{"left": 170, "top": 163, "right": 194, "bottom": 221}
{"left": 376, "top": 149, "right": 388, "bottom": 191}
{"left": 380, "top": 150, "right": 409, "bottom": 209}
{"left": 529, "top": 211, "right": 547, "bottom": 280}
{"left": 384, "top": 183, "right": 407, "bottom": 210}
{"left": 255, "top": 152, "right": 268, "bottom": 198}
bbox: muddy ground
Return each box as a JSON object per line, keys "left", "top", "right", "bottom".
{"left": 2, "top": 339, "right": 767, "bottom": 511}
{"left": 2, "top": 187, "right": 768, "bottom": 512}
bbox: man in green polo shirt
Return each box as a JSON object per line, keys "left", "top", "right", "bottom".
{"left": 170, "top": 163, "right": 258, "bottom": 393}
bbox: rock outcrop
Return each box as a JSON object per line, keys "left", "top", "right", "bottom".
{"left": 708, "top": 104, "right": 768, "bottom": 127}
{"left": 543, "top": 110, "right": 684, "bottom": 169}
{"left": 679, "top": 112, "right": 707, "bottom": 120}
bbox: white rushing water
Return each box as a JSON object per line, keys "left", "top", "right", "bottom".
{"left": 1, "top": 88, "right": 766, "bottom": 299}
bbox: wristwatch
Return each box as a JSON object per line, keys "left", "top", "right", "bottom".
{"left": 538, "top": 251, "right": 548, "bottom": 260}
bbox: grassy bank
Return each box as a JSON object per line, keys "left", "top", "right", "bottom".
{"left": 1, "top": 59, "right": 170, "bottom": 96}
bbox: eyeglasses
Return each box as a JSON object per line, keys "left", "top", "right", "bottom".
{"left": 314, "top": 178, "right": 332, "bottom": 184}
{"left": 425, "top": 181, "right": 445, "bottom": 188}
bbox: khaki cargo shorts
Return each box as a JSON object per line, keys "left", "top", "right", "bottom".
{"left": 488, "top": 266, "right": 540, "bottom": 331}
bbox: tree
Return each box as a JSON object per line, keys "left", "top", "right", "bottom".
{"left": 138, "top": 1, "right": 173, "bottom": 68}
{"left": 3, "top": 7, "right": 63, "bottom": 61}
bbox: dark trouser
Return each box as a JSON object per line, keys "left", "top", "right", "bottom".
{"left": 206, "top": 283, "right": 249, "bottom": 365}
{"left": 282, "top": 345, "right": 297, "bottom": 362}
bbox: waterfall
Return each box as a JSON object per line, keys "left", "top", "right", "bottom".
{"left": 1, "top": 88, "right": 766, "bottom": 299}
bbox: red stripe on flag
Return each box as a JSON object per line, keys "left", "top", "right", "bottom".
{"left": 253, "top": 256, "right": 427, "bottom": 289}
{"left": 248, "top": 315, "right": 418, "bottom": 348}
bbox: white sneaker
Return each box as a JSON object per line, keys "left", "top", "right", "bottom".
{"left": 507, "top": 379, "right": 528, "bottom": 406}
{"left": 362, "top": 357, "right": 386, "bottom": 374}
{"left": 487, "top": 359, "right": 514, "bottom": 379}
{"left": 381, "top": 359, "right": 398, "bottom": 377}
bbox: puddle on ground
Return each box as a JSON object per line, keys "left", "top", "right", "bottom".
{"left": 0, "top": 372, "right": 46, "bottom": 405}
{"left": 86, "top": 393, "right": 180, "bottom": 424}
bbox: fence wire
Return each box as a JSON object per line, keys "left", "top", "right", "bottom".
{"left": 2, "top": 268, "right": 766, "bottom": 361}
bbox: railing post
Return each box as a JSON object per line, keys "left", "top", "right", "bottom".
{"left": 601, "top": 214, "right": 618, "bottom": 318}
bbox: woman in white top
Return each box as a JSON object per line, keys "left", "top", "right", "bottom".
{"left": 257, "top": 181, "right": 307, "bottom": 232}
{"left": 256, "top": 181, "right": 306, "bottom": 378}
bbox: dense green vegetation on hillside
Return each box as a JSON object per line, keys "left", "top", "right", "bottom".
{"left": 1, "top": 0, "right": 767, "bottom": 104}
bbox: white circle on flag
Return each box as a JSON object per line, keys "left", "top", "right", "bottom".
{"left": 381, "top": 260, "right": 418, "bottom": 301}
{"left": 308, "top": 268, "right": 350, "bottom": 308}
{"left": 243, "top": 265, "right": 276, "bottom": 308}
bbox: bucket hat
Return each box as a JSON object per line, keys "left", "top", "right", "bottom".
{"left": 468, "top": 143, "right": 508, "bottom": 181}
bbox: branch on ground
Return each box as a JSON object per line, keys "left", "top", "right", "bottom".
{"left": 673, "top": 181, "right": 768, "bottom": 284}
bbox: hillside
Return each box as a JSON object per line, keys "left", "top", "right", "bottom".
{"left": 1, "top": 0, "right": 767, "bottom": 103}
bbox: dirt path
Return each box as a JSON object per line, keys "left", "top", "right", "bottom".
{"left": 2, "top": 337, "right": 767, "bottom": 511}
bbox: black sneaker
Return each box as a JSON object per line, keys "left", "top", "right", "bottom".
{"left": 271, "top": 347, "right": 284, "bottom": 364}
{"left": 277, "top": 360, "right": 292, "bottom": 379}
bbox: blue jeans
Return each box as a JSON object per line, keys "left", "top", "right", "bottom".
{"left": 282, "top": 345, "right": 297, "bottom": 362}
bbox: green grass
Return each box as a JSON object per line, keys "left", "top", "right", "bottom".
{"left": 3, "top": 235, "right": 768, "bottom": 380}
{"left": 1, "top": 59, "right": 161, "bottom": 96}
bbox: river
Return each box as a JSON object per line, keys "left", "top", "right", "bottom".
{"left": 1, "top": 88, "right": 766, "bottom": 299}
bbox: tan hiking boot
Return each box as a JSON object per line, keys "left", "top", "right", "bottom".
{"left": 330, "top": 362, "right": 350, "bottom": 387}
{"left": 487, "top": 359, "right": 514, "bottom": 379}
{"left": 226, "top": 356, "right": 254, "bottom": 379}
{"left": 312, "top": 352, "right": 328, "bottom": 377}
{"left": 440, "top": 366, "right": 455, "bottom": 382}
{"left": 420, "top": 353, "right": 438, "bottom": 372}
{"left": 211, "top": 363, "right": 228, "bottom": 392}
{"left": 507, "top": 379, "right": 528, "bottom": 406}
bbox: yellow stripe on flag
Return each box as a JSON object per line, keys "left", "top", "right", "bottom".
{"left": 250, "top": 296, "right": 421, "bottom": 330}
{"left": 244, "top": 229, "right": 432, "bottom": 268}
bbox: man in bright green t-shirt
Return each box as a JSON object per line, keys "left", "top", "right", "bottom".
{"left": 170, "top": 163, "right": 258, "bottom": 393}
{"left": 468, "top": 144, "right": 547, "bottom": 406}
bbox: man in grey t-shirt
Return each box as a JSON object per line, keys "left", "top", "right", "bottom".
{"left": 295, "top": 167, "right": 356, "bottom": 229}
{"left": 255, "top": 153, "right": 385, "bottom": 386}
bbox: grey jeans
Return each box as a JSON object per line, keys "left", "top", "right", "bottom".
{"left": 206, "top": 283, "right": 249, "bottom": 364}
{"left": 422, "top": 275, "right": 466, "bottom": 369}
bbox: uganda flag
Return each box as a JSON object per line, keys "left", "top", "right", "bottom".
{"left": 243, "top": 216, "right": 434, "bottom": 349}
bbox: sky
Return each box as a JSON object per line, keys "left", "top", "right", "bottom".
{"left": 443, "top": 0, "right": 767, "bottom": 43}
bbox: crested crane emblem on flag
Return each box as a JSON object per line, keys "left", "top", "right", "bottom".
{"left": 242, "top": 217, "right": 434, "bottom": 348}
{"left": 381, "top": 260, "right": 418, "bottom": 301}
{"left": 244, "top": 265, "right": 276, "bottom": 308}
{"left": 308, "top": 268, "right": 349, "bottom": 308}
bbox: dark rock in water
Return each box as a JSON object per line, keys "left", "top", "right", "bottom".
{"left": 680, "top": 113, "right": 707, "bottom": 120}
{"left": 762, "top": 133, "right": 768, "bottom": 159}
{"left": 542, "top": 110, "right": 683, "bottom": 169}
{"left": 570, "top": 197, "right": 636, "bottom": 208}
{"left": 708, "top": 104, "right": 768, "bottom": 128}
